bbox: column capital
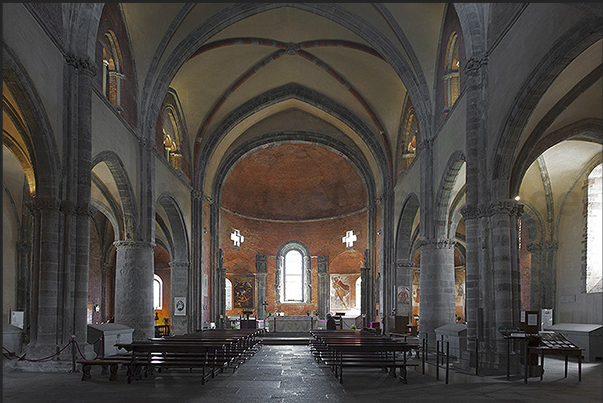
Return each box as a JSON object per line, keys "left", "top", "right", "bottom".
{"left": 256, "top": 254, "right": 268, "bottom": 274}
{"left": 418, "top": 238, "right": 456, "bottom": 249}
{"left": 169, "top": 261, "right": 190, "bottom": 270}
{"left": 396, "top": 261, "right": 416, "bottom": 268}
{"left": 65, "top": 52, "right": 97, "bottom": 76}
{"left": 29, "top": 196, "right": 60, "bottom": 212}
{"left": 113, "top": 240, "right": 156, "bottom": 250}
{"left": 463, "top": 54, "right": 488, "bottom": 76}
{"left": 488, "top": 199, "right": 523, "bottom": 217}
{"left": 526, "top": 242, "right": 542, "bottom": 253}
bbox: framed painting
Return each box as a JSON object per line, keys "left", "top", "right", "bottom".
{"left": 232, "top": 275, "right": 254, "bottom": 309}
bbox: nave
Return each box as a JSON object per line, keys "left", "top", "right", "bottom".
{"left": 2, "top": 345, "right": 601, "bottom": 403}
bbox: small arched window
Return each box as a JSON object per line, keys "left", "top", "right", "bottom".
{"left": 401, "top": 106, "right": 419, "bottom": 171}
{"left": 153, "top": 274, "right": 163, "bottom": 310}
{"left": 102, "top": 31, "right": 124, "bottom": 108}
{"left": 586, "top": 163, "right": 602, "bottom": 293}
{"left": 225, "top": 278, "right": 233, "bottom": 311}
{"left": 443, "top": 32, "right": 460, "bottom": 110}
{"left": 161, "top": 108, "right": 183, "bottom": 171}
{"left": 276, "top": 241, "right": 311, "bottom": 303}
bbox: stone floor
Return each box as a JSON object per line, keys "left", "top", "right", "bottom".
{"left": 3, "top": 344, "right": 602, "bottom": 403}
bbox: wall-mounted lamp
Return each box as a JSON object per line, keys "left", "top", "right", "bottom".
{"left": 377, "top": 230, "right": 382, "bottom": 235}
{"left": 514, "top": 196, "right": 520, "bottom": 201}
{"left": 94, "top": 304, "right": 100, "bottom": 313}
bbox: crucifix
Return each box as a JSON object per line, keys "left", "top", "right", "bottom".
{"left": 342, "top": 230, "right": 357, "bottom": 248}
{"left": 230, "top": 229, "right": 244, "bottom": 247}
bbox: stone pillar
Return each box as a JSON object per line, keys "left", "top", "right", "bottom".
{"left": 216, "top": 248, "right": 226, "bottom": 326}
{"left": 114, "top": 241, "right": 155, "bottom": 340}
{"left": 317, "top": 256, "right": 329, "bottom": 318}
{"left": 489, "top": 200, "right": 523, "bottom": 366}
{"left": 460, "top": 205, "right": 481, "bottom": 354}
{"left": 526, "top": 242, "right": 543, "bottom": 310}
{"left": 395, "top": 261, "right": 414, "bottom": 317}
{"left": 27, "top": 196, "right": 61, "bottom": 355}
{"left": 256, "top": 254, "right": 267, "bottom": 319}
{"left": 418, "top": 238, "right": 456, "bottom": 341}
{"left": 169, "top": 261, "right": 190, "bottom": 334}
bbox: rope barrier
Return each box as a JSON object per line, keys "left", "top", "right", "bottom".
{"left": 3, "top": 337, "right": 86, "bottom": 362}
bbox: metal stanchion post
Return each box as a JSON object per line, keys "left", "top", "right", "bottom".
{"left": 445, "top": 342, "right": 449, "bottom": 384}
{"left": 70, "top": 335, "right": 76, "bottom": 373}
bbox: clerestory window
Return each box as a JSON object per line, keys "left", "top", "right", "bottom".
{"left": 443, "top": 32, "right": 460, "bottom": 109}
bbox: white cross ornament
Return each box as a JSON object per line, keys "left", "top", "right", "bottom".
{"left": 230, "top": 229, "right": 244, "bottom": 247}
{"left": 342, "top": 230, "right": 357, "bottom": 248}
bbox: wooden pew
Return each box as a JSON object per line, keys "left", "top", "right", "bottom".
{"left": 309, "top": 329, "right": 419, "bottom": 383}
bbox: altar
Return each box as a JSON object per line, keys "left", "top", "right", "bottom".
{"left": 266, "top": 315, "right": 319, "bottom": 332}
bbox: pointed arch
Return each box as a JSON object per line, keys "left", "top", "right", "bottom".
{"left": 91, "top": 151, "right": 138, "bottom": 240}
{"left": 395, "top": 193, "right": 421, "bottom": 262}
{"left": 3, "top": 45, "right": 60, "bottom": 199}
{"left": 435, "top": 151, "right": 466, "bottom": 237}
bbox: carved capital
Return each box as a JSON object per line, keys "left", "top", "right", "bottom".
{"left": 526, "top": 242, "right": 542, "bottom": 253}
{"left": 65, "top": 53, "right": 97, "bottom": 76}
{"left": 256, "top": 254, "right": 267, "bottom": 274}
{"left": 460, "top": 205, "right": 479, "bottom": 220}
{"left": 31, "top": 196, "right": 60, "bottom": 212}
{"left": 543, "top": 241, "right": 558, "bottom": 251}
{"left": 464, "top": 55, "right": 488, "bottom": 75}
{"left": 417, "top": 138, "right": 433, "bottom": 152}
{"left": 489, "top": 199, "right": 523, "bottom": 217}
{"left": 418, "top": 238, "right": 456, "bottom": 249}
{"left": 76, "top": 202, "right": 96, "bottom": 217}
{"left": 192, "top": 189, "right": 212, "bottom": 203}
{"left": 113, "top": 240, "right": 156, "bottom": 251}
{"left": 317, "top": 255, "right": 329, "bottom": 274}
{"left": 396, "top": 262, "right": 415, "bottom": 268}
{"left": 169, "top": 261, "right": 190, "bottom": 270}
{"left": 60, "top": 200, "right": 78, "bottom": 215}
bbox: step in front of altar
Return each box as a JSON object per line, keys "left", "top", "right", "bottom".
{"left": 259, "top": 331, "right": 312, "bottom": 345}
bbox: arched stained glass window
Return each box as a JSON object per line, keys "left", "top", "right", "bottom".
{"left": 102, "top": 31, "right": 124, "bottom": 107}
{"left": 444, "top": 32, "right": 460, "bottom": 109}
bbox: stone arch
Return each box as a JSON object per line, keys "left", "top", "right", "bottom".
{"left": 156, "top": 192, "right": 189, "bottom": 263}
{"left": 395, "top": 193, "right": 421, "bottom": 262}
{"left": 452, "top": 3, "right": 488, "bottom": 59}
{"left": 140, "top": 3, "right": 432, "bottom": 145}
{"left": 510, "top": 119, "right": 603, "bottom": 197}
{"left": 3, "top": 45, "right": 60, "bottom": 199}
{"left": 65, "top": 3, "right": 104, "bottom": 61}
{"left": 91, "top": 151, "right": 138, "bottom": 240}
{"left": 198, "top": 83, "right": 389, "bottom": 193}
{"left": 435, "top": 151, "right": 466, "bottom": 237}
{"left": 491, "top": 17, "right": 602, "bottom": 198}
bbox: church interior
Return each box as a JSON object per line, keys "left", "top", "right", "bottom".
{"left": 2, "top": 2, "right": 602, "bottom": 396}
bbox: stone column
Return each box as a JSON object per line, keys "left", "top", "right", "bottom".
{"left": 526, "top": 242, "right": 543, "bottom": 310}
{"left": 418, "top": 238, "right": 456, "bottom": 341}
{"left": 395, "top": 261, "right": 414, "bottom": 317}
{"left": 317, "top": 256, "right": 329, "bottom": 318}
{"left": 256, "top": 254, "right": 267, "bottom": 319}
{"left": 489, "top": 200, "right": 523, "bottom": 366}
{"left": 114, "top": 241, "right": 155, "bottom": 340}
{"left": 170, "top": 261, "right": 190, "bottom": 334}
{"left": 216, "top": 248, "right": 226, "bottom": 326}
{"left": 27, "top": 196, "right": 61, "bottom": 356}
